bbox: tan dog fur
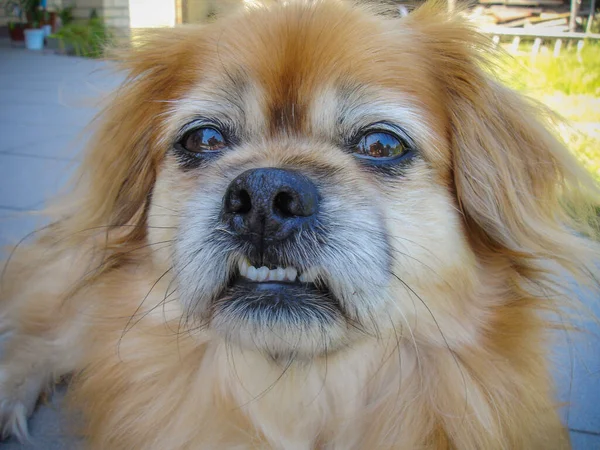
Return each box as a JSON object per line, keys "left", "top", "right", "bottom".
{"left": 1, "top": 2, "right": 598, "bottom": 448}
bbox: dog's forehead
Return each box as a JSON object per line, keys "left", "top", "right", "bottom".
{"left": 197, "top": 4, "right": 433, "bottom": 133}
{"left": 168, "top": 3, "right": 446, "bottom": 150}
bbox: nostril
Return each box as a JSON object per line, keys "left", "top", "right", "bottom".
{"left": 274, "top": 191, "right": 298, "bottom": 218}
{"left": 223, "top": 168, "right": 319, "bottom": 241}
{"left": 227, "top": 188, "right": 252, "bottom": 214}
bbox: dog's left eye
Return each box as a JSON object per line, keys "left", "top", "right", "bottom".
{"left": 353, "top": 131, "right": 409, "bottom": 160}
{"left": 179, "top": 127, "right": 227, "bottom": 153}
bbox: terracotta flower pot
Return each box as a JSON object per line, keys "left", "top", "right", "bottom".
{"left": 8, "top": 23, "right": 26, "bottom": 42}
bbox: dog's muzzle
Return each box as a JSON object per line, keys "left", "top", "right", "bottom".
{"left": 221, "top": 167, "right": 320, "bottom": 252}
{"left": 216, "top": 167, "right": 336, "bottom": 326}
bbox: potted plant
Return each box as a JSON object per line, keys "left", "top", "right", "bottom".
{"left": 50, "top": 10, "right": 113, "bottom": 58}
{"left": 54, "top": 3, "right": 74, "bottom": 28}
{"left": 7, "top": 21, "right": 26, "bottom": 41}
{"left": 24, "top": 22, "right": 44, "bottom": 50}
{"left": 2, "top": 0, "right": 32, "bottom": 42}
{"left": 24, "top": 0, "right": 39, "bottom": 24}
{"left": 46, "top": 3, "right": 74, "bottom": 50}
{"left": 23, "top": 0, "right": 45, "bottom": 50}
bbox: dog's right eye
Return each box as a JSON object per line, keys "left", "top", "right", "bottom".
{"left": 352, "top": 131, "right": 409, "bottom": 160}
{"left": 178, "top": 127, "right": 227, "bottom": 154}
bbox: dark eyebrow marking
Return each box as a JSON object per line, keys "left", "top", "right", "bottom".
{"left": 215, "top": 68, "right": 249, "bottom": 118}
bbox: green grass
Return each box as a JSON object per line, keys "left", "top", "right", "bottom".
{"left": 498, "top": 43, "right": 600, "bottom": 183}
{"left": 505, "top": 44, "right": 600, "bottom": 96}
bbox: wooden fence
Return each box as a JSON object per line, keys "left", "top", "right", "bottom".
{"left": 482, "top": 26, "right": 600, "bottom": 57}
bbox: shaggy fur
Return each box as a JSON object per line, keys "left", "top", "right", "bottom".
{"left": 1, "top": 1, "right": 598, "bottom": 448}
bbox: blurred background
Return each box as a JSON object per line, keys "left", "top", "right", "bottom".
{"left": 0, "top": 0, "right": 599, "bottom": 448}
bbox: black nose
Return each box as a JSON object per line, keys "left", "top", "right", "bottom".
{"left": 222, "top": 168, "right": 319, "bottom": 250}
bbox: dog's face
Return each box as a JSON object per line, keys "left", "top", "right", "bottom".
{"left": 83, "top": 1, "right": 581, "bottom": 361}
{"left": 143, "top": 2, "right": 475, "bottom": 360}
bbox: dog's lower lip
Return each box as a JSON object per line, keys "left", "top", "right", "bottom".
{"left": 217, "top": 276, "right": 339, "bottom": 319}
{"left": 223, "top": 274, "right": 332, "bottom": 300}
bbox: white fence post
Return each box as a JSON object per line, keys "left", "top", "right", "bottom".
{"left": 531, "top": 37, "right": 542, "bottom": 62}
{"left": 553, "top": 39, "right": 562, "bottom": 58}
{"left": 511, "top": 36, "right": 521, "bottom": 54}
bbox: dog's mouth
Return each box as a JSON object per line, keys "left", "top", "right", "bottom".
{"left": 212, "top": 257, "right": 340, "bottom": 325}
{"left": 205, "top": 256, "right": 345, "bottom": 358}
{"left": 229, "top": 257, "right": 332, "bottom": 300}
{"left": 236, "top": 258, "right": 318, "bottom": 284}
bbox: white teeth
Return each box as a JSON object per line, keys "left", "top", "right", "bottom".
{"left": 275, "top": 267, "right": 286, "bottom": 281}
{"left": 299, "top": 268, "right": 317, "bottom": 283}
{"left": 257, "top": 266, "right": 269, "bottom": 282}
{"left": 238, "top": 258, "right": 249, "bottom": 277}
{"left": 247, "top": 265, "right": 258, "bottom": 281}
{"left": 285, "top": 267, "right": 297, "bottom": 282}
{"left": 237, "top": 260, "right": 306, "bottom": 283}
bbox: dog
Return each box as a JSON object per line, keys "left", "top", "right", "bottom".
{"left": 1, "top": 1, "right": 598, "bottom": 448}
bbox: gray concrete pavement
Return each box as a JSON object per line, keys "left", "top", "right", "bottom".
{"left": 0, "top": 39, "right": 599, "bottom": 448}
{"left": 0, "top": 40, "right": 111, "bottom": 450}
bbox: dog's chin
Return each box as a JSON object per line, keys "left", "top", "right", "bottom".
{"left": 209, "top": 276, "right": 348, "bottom": 361}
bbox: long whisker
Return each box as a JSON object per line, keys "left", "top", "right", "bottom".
{"left": 118, "top": 267, "right": 173, "bottom": 359}
{"left": 1, "top": 222, "right": 55, "bottom": 288}
{"left": 390, "top": 271, "right": 470, "bottom": 420}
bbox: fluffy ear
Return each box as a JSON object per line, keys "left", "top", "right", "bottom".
{"left": 408, "top": 4, "right": 598, "bottom": 282}
{"left": 449, "top": 78, "right": 593, "bottom": 260}
{"left": 58, "top": 28, "right": 206, "bottom": 244}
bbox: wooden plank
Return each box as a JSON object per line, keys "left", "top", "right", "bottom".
{"left": 479, "top": 0, "right": 563, "bottom": 6}
{"left": 502, "top": 17, "right": 568, "bottom": 27}
{"left": 527, "top": 12, "right": 571, "bottom": 23}
{"left": 501, "top": 18, "right": 532, "bottom": 27}
{"left": 536, "top": 12, "right": 572, "bottom": 20}
{"left": 504, "top": 19, "right": 569, "bottom": 30}
{"left": 492, "top": 10, "right": 535, "bottom": 23}
{"left": 530, "top": 18, "right": 569, "bottom": 27}
{"left": 487, "top": 5, "right": 542, "bottom": 13}
{"left": 496, "top": 14, "right": 534, "bottom": 24}
{"left": 481, "top": 26, "right": 600, "bottom": 39}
